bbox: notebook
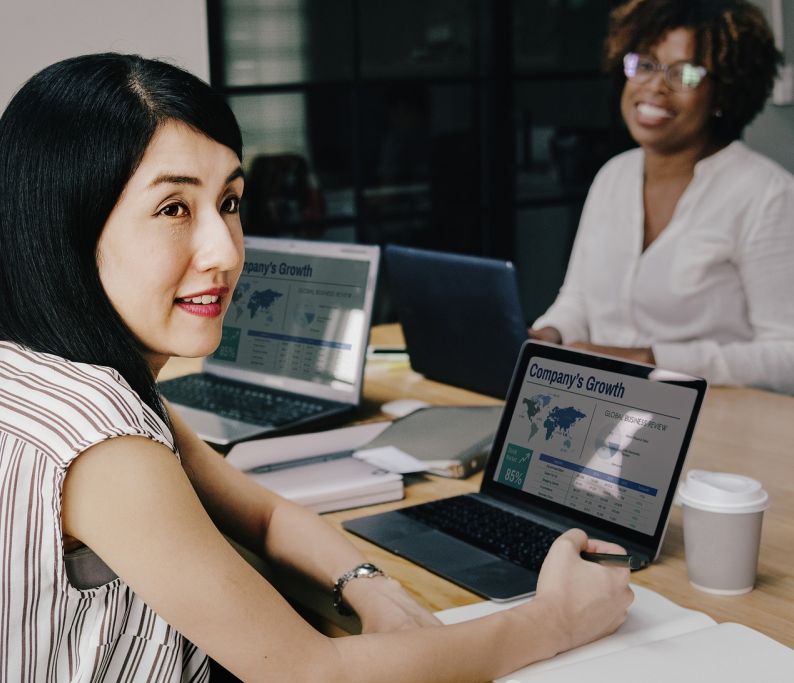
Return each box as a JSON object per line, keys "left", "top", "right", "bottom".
{"left": 160, "top": 237, "right": 380, "bottom": 446}
{"left": 344, "top": 340, "right": 706, "bottom": 600}
{"left": 241, "top": 455, "right": 404, "bottom": 514}
{"left": 384, "top": 245, "right": 528, "bottom": 398}
{"left": 225, "top": 422, "right": 403, "bottom": 513}
{"left": 435, "top": 584, "right": 794, "bottom": 682}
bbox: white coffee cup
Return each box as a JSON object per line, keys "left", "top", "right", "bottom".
{"left": 677, "top": 470, "right": 768, "bottom": 595}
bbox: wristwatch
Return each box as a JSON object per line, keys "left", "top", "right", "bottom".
{"left": 332, "top": 562, "right": 387, "bottom": 616}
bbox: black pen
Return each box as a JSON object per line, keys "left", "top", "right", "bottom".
{"left": 370, "top": 346, "right": 407, "bottom": 354}
{"left": 247, "top": 450, "right": 354, "bottom": 474}
{"left": 581, "top": 551, "right": 643, "bottom": 571}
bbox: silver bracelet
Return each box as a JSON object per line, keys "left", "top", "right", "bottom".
{"left": 332, "top": 562, "right": 387, "bottom": 616}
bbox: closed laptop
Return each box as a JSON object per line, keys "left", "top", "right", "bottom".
{"left": 385, "top": 244, "right": 528, "bottom": 398}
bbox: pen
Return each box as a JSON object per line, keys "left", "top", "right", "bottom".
{"left": 580, "top": 551, "right": 643, "bottom": 570}
{"left": 370, "top": 346, "right": 407, "bottom": 354}
{"left": 247, "top": 450, "right": 354, "bottom": 474}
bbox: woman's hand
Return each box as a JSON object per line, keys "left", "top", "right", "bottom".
{"left": 530, "top": 529, "right": 634, "bottom": 654}
{"left": 343, "top": 575, "right": 442, "bottom": 633}
{"left": 569, "top": 341, "right": 655, "bottom": 364}
{"left": 528, "top": 326, "right": 563, "bottom": 344}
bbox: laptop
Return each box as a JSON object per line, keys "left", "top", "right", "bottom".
{"left": 384, "top": 245, "right": 527, "bottom": 398}
{"left": 159, "top": 237, "right": 380, "bottom": 447}
{"left": 344, "top": 341, "right": 706, "bottom": 600}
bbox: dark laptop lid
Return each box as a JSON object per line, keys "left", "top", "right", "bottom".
{"left": 481, "top": 341, "right": 707, "bottom": 560}
{"left": 384, "top": 244, "right": 527, "bottom": 398}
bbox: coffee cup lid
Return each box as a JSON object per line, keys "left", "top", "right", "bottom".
{"left": 678, "top": 470, "right": 768, "bottom": 514}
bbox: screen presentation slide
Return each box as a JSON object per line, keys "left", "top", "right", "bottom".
{"left": 493, "top": 356, "right": 697, "bottom": 535}
{"left": 212, "top": 251, "right": 370, "bottom": 389}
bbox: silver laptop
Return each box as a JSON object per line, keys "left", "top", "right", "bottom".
{"left": 160, "top": 237, "right": 380, "bottom": 447}
{"left": 345, "top": 341, "right": 706, "bottom": 600}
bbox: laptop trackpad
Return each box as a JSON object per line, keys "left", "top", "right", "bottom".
{"left": 392, "top": 531, "right": 498, "bottom": 570}
{"left": 343, "top": 515, "right": 540, "bottom": 600}
{"left": 391, "top": 531, "right": 539, "bottom": 600}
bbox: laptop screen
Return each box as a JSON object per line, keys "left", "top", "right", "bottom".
{"left": 485, "top": 343, "right": 705, "bottom": 546}
{"left": 206, "top": 238, "right": 378, "bottom": 401}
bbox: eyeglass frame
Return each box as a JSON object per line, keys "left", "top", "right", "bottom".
{"left": 623, "top": 52, "right": 708, "bottom": 92}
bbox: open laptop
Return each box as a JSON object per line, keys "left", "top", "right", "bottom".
{"left": 159, "top": 237, "right": 380, "bottom": 447}
{"left": 384, "top": 245, "right": 527, "bottom": 398}
{"left": 344, "top": 341, "right": 706, "bottom": 600}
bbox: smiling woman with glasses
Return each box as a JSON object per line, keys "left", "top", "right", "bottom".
{"left": 530, "top": 0, "right": 794, "bottom": 396}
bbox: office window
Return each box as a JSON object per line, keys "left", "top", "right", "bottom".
{"left": 359, "top": 0, "right": 476, "bottom": 78}
{"left": 209, "top": 0, "right": 624, "bottom": 318}
{"left": 514, "top": 79, "right": 613, "bottom": 203}
{"left": 221, "top": 0, "right": 353, "bottom": 86}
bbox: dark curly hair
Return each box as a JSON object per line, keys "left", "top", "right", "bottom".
{"left": 604, "top": 0, "right": 782, "bottom": 142}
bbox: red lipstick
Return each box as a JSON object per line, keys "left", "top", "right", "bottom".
{"left": 174, "top": 286, "right": 229, "bottom": 318}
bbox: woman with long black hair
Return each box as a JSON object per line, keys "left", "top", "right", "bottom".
{"left": 0, "top": 53, "right": 631, "bottom": 682}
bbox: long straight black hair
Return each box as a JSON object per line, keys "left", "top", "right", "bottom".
{"left": 0, "top": 54, "right": 242, "bottom": 422}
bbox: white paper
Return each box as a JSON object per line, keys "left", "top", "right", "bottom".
{"left": 435, "top": 584, "right": 718, "bottom": 681}
{"left": 512, "top": 623, "right": 794, "bottom": 683}
{"left": 226, "top": 421, "right": 392, "bottom": 471}
{"left": 353, "top": 446, "right": 427, "bottom": 473}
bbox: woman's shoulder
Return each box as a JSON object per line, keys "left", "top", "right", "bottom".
{"left": 705, "top": 141, "right": 794, "bottom": 190}
{"left": 0, "top": 340, "right": 141, "bottom": 411}
{"left": 579, "top": 147, "right": 643, "bottom": 210}
{"left": 589, "top": 147, "right": 644, "bottom": 188}
{"left": 602, "top": 146, "right": 643, "bottom": 169}
{"left": 0, "top": 341, "right": 174, "bottom": 466}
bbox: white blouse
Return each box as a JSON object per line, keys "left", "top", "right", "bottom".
{"left": 533, "top": 141, "right": 794, "bottom": 394}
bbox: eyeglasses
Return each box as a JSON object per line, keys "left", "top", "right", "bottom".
{"left": 623, "top": 52, "right": 707, "bottom": 92}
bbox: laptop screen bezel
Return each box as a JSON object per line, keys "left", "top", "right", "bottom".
{"left": 480, "top": 340, "right": 706, "bottom": 556}
{"left": 202, "top": 236, "right": 380, "bottom": 406}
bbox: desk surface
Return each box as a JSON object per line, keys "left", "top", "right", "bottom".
{"left": 162, "top": 324, "right": 794, "bottom": 647}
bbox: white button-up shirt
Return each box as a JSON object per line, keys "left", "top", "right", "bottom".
{"left": 533, "top": 141, "right": 794, "bottom": 393}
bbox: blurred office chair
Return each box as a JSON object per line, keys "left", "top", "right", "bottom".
{"left": 245, "top": 153, "right": 326, "bottom": 236}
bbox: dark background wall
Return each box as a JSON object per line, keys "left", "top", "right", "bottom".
{"left": 208, "top": 0, "right": 631, "bottom": 324}
{"left": 2, "top": 0, "right": 791, "bottom": 324}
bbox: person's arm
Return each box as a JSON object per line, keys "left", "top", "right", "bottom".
{"left": 530, "top": 172, "right": 606, "bottom": 344}
{"left": 530, "top": 220, "right": 590, "bottom": 344}
{"left": 568, "top": 342, "right": 655, "bottom": 365}
{"left": 168, "top": 404, "right": 438, "bottom": 633}
{"left": 649, "top": 178, "right": 794, "bottom": 392}
{"left": 62, "top": 434, "right": 632, "bottom": 682}
{"left": 528, "top": 326, "right": 563, "bottom": 344}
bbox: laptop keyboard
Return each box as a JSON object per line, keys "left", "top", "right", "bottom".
{"left": 159, "top": 374, "right": 335, "bottom": 428}
{"left": 400, "top": 495, "right": 561, "bottom": 572}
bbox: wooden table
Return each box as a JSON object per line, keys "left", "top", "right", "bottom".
{"left": 161, "top": 324, "right": 794, "bottom": 647}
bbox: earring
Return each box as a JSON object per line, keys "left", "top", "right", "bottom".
{"left": 713, "top": 109, "right": 723, "bottom": 118}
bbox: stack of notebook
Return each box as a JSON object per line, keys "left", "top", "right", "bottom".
{"left": 225, "top": 422, "right": 402, "bottom": 513}
{"left": 225, "top": 406, "right": 502, "bottom": 512}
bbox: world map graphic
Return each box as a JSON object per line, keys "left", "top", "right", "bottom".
{"left": 523, "top": 394, "right": 587, "bottom": 446}
{"left": 231, "top": 282, "right": 283, "bottom": 322}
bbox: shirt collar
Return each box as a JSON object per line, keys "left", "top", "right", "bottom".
{"left": 693, "top": 140, "right": 744, "bottom": 177}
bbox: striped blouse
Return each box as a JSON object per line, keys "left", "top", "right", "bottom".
{"left": 0, "top": 342, "right": 209, "bottom": 682}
